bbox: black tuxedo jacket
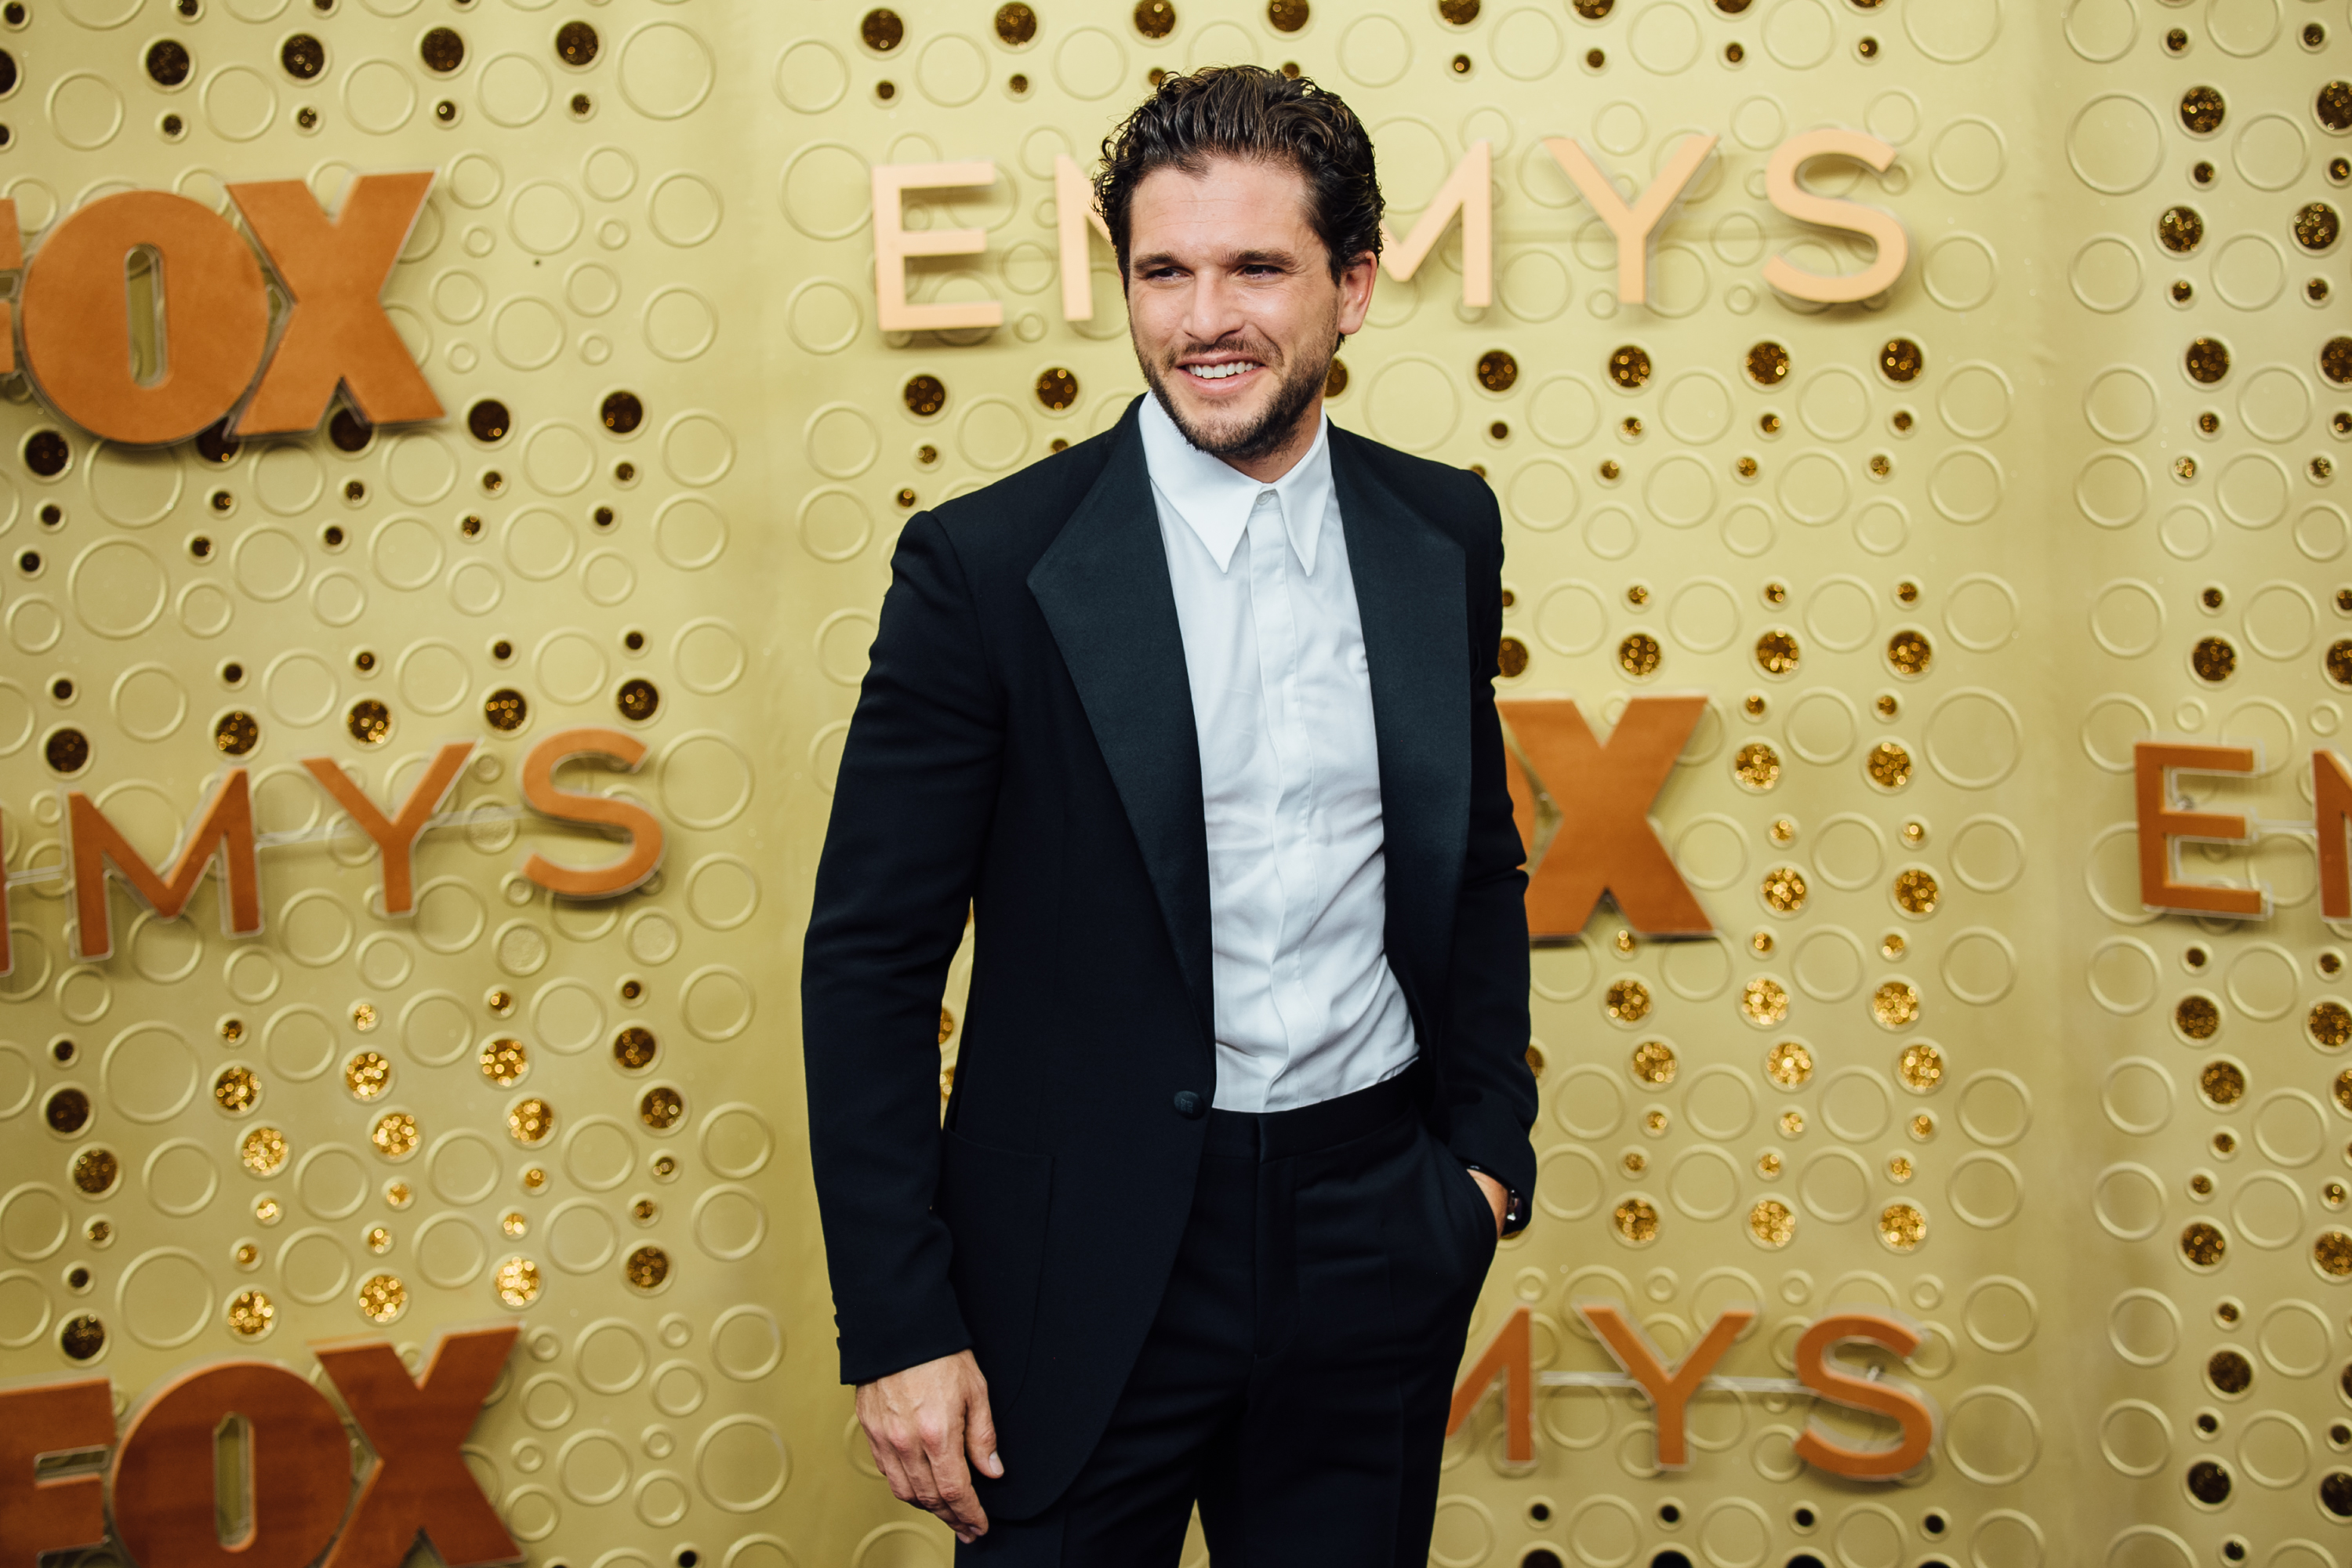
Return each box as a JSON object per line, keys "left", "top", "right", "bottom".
{"left": 800, "top": 397, "right": 1534, "bottom": 1519}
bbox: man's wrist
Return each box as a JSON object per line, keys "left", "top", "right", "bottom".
{"left": 1462, "top": 1163, "right": 1526, "bottom": 1232}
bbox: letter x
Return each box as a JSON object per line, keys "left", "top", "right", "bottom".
{"left": 228, "top": 172, "right": 443, "bottom": 436}
{"left": 1498, "top": 694, "right": 1713, "bottom": 938}
{"left": 314, "top": 1327, "right": 521, "bottom": 1568}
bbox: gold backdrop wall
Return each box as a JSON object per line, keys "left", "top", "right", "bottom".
{"left": 1, "top": 0, "right": 2349, "bottom": 1565}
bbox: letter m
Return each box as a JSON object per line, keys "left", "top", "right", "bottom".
{"left": 69, "top": 770, "right": 262, "bottom": 961}
{"left": 1380, "top": 142, "right": 1491, "bottom": 307}
{"left": 1446, "top": 1303, "right": 1533, "bottom": 1464}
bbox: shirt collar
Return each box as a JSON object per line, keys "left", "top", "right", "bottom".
{"left": 1138, "top": 391, "right": 1334, "bottom": 576}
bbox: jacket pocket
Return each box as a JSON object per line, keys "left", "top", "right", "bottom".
{"left": 936, "top": 1128, "right": 1054, "bottom": 1411}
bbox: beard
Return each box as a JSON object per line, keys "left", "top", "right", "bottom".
{"left": 1138, "top": 319, "right": 1337, "bottom": 465}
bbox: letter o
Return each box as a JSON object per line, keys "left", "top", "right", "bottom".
{"left": 20, "top": 191, "right": 270, "bottom": 445}
{"left": 111, "top": 1361, "right": 350, "bottom": 1568}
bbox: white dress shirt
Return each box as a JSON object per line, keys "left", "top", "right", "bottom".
{"left": 1138, "top": 393, "right": 1419, "bottom": 1114}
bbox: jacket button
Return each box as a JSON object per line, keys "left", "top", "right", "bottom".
{"left": 1173, "top": 1090, "right": 1205, "bottom": 1120}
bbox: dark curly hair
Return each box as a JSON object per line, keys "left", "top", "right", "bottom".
{"left": 1094, "top": 65, "right": 1384, "bottom": 283}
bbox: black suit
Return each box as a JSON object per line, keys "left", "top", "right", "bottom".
{"left": 802, "top": 397, "right": 1534, "bottom": 1544}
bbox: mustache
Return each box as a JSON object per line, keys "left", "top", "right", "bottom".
{"left": 1161, "top": 333, "right": 1283, "bottom": 366}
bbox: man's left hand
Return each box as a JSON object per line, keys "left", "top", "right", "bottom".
{"left": 1468, "top": 1169, "right": 1507, "bottom": 1237}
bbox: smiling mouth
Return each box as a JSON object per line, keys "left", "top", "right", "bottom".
{"left": 1181, "top": 361, "right": 1261, "bottom": 383}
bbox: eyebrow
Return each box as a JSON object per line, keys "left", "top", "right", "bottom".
{"left": 1130, "top": 246, "right": 1305, "bottom": 272}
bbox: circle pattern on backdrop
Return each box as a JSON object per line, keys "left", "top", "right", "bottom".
{"left": 0, "top": 7, "right": 2331, "bottom": 1563}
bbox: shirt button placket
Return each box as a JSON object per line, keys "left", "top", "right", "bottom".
{"left": 1247, "top": 490, "right": 1306, "bottom": 1081}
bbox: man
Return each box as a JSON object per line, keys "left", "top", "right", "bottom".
{"left": 803, "top": 65, "right": 1534, "bottom": 1565}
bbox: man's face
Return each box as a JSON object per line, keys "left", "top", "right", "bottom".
{"left": 1124, "top": 154, "right": 1376, "bottom": 469}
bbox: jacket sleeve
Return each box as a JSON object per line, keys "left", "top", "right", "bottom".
{"left": 801, "top": 510, "right": 1003, "bottom": 1384}
{"left": 1441, "top": 479, "right": 1538, "bottom": 1226}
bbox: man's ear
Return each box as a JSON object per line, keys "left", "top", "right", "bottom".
{"left": 1337, "top": 248, "right": 1377, "bottom": 336}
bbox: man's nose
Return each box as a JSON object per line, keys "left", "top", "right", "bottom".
{"left": 1182, "top": 272, "right": 1249, "bottom": 344}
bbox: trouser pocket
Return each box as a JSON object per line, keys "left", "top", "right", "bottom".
{"left": 1427, "top": 1130, "right": 1499, "bottom": 1276}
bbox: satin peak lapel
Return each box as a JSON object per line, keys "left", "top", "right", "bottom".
{"left": 1330, "top": 429, "right": 1471, "bottom": 986}
{"left": 1027, "top": 405, "right": 1215, "bottom": 1041}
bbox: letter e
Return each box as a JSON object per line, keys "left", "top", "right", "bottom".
{"left": 2133, "top": 742, "right": 2266, "bottom": 917}
{"left": 873, "top": 163, "right": 1004, "bottom": 333}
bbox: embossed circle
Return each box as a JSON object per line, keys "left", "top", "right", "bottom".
{"left": 2068, "top": 94, "right": 2165, "bottom": 194}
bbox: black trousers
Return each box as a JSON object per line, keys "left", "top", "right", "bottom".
{"left": 963, "top": 1075, "right": 1497, "bottom": 1566}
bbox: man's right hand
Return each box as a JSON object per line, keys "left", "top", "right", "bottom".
{"left": 855, "top": 1349, "right": 1003, "bottom": 1544}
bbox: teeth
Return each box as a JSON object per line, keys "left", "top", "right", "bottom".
{"left": 1186, "top": 362, "right": 1255, "bottom": 380}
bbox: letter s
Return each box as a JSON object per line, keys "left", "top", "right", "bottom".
{"left": 1792, "top": 1312, "right": 1937, "bottom": 1480}
{"left": 519, "top": 727, "right": 665, "bottom": 898}
{"left": 1763, "top": 130, "right": 1910, "bottom": 304}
